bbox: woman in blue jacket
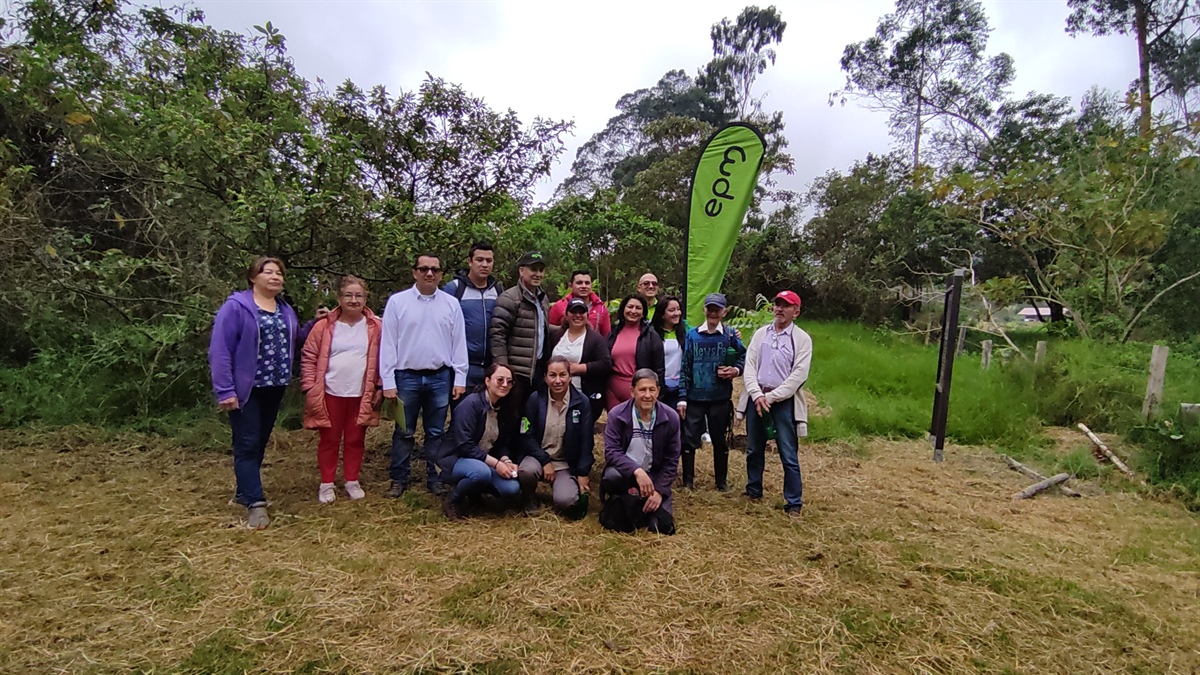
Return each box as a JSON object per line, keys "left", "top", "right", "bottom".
{"left": 208, "top": 257, "right": 300, "bottom": 530}
{"left": 516, "top": 356, "right": 594, "bottom": 518}
{"left": 435, "top": 363, "right": 521, "bottom": 520}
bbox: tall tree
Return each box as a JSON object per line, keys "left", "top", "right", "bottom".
{"left": 696, "top": 5, "right": 787, "bottom": 119}
{"left": 836, "top": 0, "right": 1015, "bottom": 170}
{"left": 1066, "top": 0, "right": 1200, "bottom": 135}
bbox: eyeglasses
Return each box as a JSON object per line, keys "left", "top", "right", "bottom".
{"left": 415, "top": 266, "right": 442, "bottom": 275}
{"left": 640, "top": 281, "right": 659, "bottom": 287}
{"left": 340, "top": 293, "right": 365, "bottom": 300}
{"left": 491, "top": 377, "right": 514, "bottom": 385}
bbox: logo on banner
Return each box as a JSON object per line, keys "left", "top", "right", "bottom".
{"left": 703, "top": 145, "right": 750, "bottom": 217}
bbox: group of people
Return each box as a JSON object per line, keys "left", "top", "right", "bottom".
{"left": 207, "top": 245, "right": 813, "bottom": 532}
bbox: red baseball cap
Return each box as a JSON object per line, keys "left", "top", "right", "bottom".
{"left": 773, "top": 290, "right": 802, "bottom": 307}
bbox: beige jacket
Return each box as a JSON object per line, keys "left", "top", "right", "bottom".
{"left": 737, "top": 321, "right": 813, "bottom": 437}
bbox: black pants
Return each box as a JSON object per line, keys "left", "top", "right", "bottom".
{"left": 502, "top": 363, "right": 544, "bottom": 437}
{"left": 682, "top": 399, "right": 732, "bottom": 485}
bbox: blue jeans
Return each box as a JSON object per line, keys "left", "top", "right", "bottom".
{"left": 745, "top": 400, "right": 803, "bottom": 509}
{"left": 450, "top": 363, "right": 485, "bottom": 413}
{"left": 389, "top": 368, "right": 452, "bottom": 488}
{"left": 228, "top": 386, "right": 287, "bottom": 507}
{"left": 449, "top": 458, "right": 520, "bottom": 502}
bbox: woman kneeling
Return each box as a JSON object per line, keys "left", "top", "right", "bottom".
{"left": 517, "top": 356, "right": 594, "bottom": 518}
{"left": 435, "top": 364, "right": 521, "bottom": 520}
{"left": 600, "top": 368, "right": 681, "bottom": 534}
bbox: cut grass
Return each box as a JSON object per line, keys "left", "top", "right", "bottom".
{"left": 1, "top": 426, "right": 1198, "bottom": 673}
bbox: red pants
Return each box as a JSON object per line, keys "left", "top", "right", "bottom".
{"left": 318, "top": 395, "right": 366, "bottom": 483}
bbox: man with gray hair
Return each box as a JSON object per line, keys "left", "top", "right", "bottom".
{"left": 600, "top": 368, "right": 680, "bottom": 534}
{"left": 739, "top": 290, "right": 812, "bottom": 519}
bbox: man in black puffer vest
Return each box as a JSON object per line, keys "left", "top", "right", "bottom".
{"left": 490, "top": 251, "right": 550, "bottom": 433}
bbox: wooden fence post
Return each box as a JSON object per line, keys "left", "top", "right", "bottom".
{"left": 1035, "top": 341, "right": 1047, "bottom": 364}
{"left": 1142, "top": 345, "right": 1169, "bottom": 420}
{"left": 955, "top": 326, "right": 967, "bottom": 356}
{"left": 1180, "top": 403, "right": 1200, "bottom": 428}
{"left": 981, "top": 340, "right": 993, "bottom": 369}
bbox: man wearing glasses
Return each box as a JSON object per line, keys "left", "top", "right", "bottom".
{"left": 380, "top": 253, "right": 469, "bottom": 497}
{"left": 636, "top": 273, "right": 660, "bottom": 310}
{"left": 490, "top": 251, "right": 551, "bottom": 432}
{"left": 739, "top": 290, "right": 812, "bottom": 519}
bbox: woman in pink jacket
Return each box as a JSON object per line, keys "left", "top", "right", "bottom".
{"left": 301, "top": 276, "right": 383, "bottom": 503}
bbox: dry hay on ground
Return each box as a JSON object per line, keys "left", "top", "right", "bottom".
{"left": 0, "top": 426, "right": 1197, "bottom": 673}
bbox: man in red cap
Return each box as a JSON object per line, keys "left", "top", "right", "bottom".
{"left": 737, "top": 290, "right": 812, "bottom": 518}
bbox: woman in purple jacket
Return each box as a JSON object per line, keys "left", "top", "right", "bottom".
{"left": 601, "top": 368, "right": 681, "bottom": 534}
{"left": 208, "top": 257, "right": 300, "bottom": 530}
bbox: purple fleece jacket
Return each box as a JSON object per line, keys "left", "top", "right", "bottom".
{"left": 603, "top": 399, "right": 681, "bottom": 498}
{"left": 208, "top": 289, "right": 301, "bottom": 404}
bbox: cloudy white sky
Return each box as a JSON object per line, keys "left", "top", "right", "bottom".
{"left": 184, "top": 0, "right": 1135, "bottom": 205}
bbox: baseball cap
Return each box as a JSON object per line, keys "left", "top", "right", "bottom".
{"left": 566, "top": 297, "right": 588, "bottom": 313}
{"left": 517, "top": 251, "right": 545, "bottom": 267}
{"left": 703, "top": 293, "right": 728, "bottom": 308}
{"left": 773, "top": 290, "right": 802, "bottom": 307}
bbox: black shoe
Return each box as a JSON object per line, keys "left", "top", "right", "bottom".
{"left": 785, "top": 506, "right": 803, "bottom": 520}
{"left": 743, "top": 491, "right": 762, "bottom": 501}
{"left": 429, "top": 481, "right": 449, "bottom": 496}
{"left": 442, "top": 495, "right": 464, "bottom": 522}
{"left": 385, "top": 481, "right": 406, "bottom": 499}
{"left": 716, "top": 483, "right": 730, "bottom": 493}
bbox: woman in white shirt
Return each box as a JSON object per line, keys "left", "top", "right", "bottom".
{"left": 548, "top": 297, "right": 612, "bottom": 427}
{"left": 300, "top": 276, "right": 383, "bottom": 503}
{"left": 650, "top": 296, "right": 687, "bottom": 410}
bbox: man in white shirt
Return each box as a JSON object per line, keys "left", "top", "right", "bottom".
{"left": 381, "top": 254, "right": 469, "bottom": 497}
{"left": 740, "top": 290, "right": 812, "bottom": 519}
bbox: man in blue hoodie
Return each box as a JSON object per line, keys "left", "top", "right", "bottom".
{"left": 442, "top": 242, "right": 504, "bottom": 401}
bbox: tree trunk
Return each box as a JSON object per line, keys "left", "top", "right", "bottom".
{"left": 912, "top": 3, "right": 927, "bottom": 175}
{"left": 1048, "top": 300, "right": 1065, "bottom": 324}
{"left": 1135, "top": 0, "right": 1153, "bottom": 137}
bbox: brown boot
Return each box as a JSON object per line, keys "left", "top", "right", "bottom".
{"left": 442, "top": 494, "right": 464, "bottom": 522}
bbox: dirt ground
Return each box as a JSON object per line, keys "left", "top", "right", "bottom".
{"left": 0, "top": 424, "right": 1197, "bottom": 674}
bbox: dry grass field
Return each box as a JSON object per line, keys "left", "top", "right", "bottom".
{"left": 1, "top": 423, "right": 1198, "bottom": 674}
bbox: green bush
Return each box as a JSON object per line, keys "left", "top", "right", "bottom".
{"left": 1130, "top": 411, "right": 1200, "bottom": 509}
{"left": 0, "top": 317, "right": 210, "bottom": 428}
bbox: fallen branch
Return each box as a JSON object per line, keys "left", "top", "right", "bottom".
{"left": 1002, "top": 455, "right": 1081, "bottom": 498}
{"left": 1076, "top": 423, "right": 1141, "bottom": 483}
{"left": 1012, "top": 473, "right": 1071, "bottom": 500}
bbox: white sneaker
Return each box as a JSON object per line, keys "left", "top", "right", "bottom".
{"left": 344, "top": 480, "right": 365, "bottom": 500}
{"left": 701, "top": 432, "right": 712, "bottom": 444}
{"left": 318, "top": 482, "right": 336, "bottom": 504}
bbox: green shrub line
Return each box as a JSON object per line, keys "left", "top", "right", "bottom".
{"left": 3, "top": 320, "right": 1199, "bottom": 502}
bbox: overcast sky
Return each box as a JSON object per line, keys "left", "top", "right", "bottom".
{"left": 181, "top": 0, "right": 1135, "bottom": 206}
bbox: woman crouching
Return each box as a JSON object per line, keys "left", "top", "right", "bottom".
{"left": 516, "top": 356, "right": 594, "bottom": 518}
{"left": 435, "top": 364, "right": 521, "bottom": 520}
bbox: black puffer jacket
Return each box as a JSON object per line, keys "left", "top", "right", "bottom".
{"left": 490, "top": 282, "right": 550, "bottom": 381}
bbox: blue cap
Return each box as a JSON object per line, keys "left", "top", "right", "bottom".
{"left": 703, "top": 293, "right": 728, "bottom": 308}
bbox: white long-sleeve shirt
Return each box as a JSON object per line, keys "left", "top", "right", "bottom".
{"left": 379, "top": 287, "right": 469, "bottom": 387}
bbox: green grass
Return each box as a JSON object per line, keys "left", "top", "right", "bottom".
{"left": 802, "top": 322, "right": 1041, "bottom": 447}
{"left": 802, "top": 320, "right": 1200, "bottom": 441}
